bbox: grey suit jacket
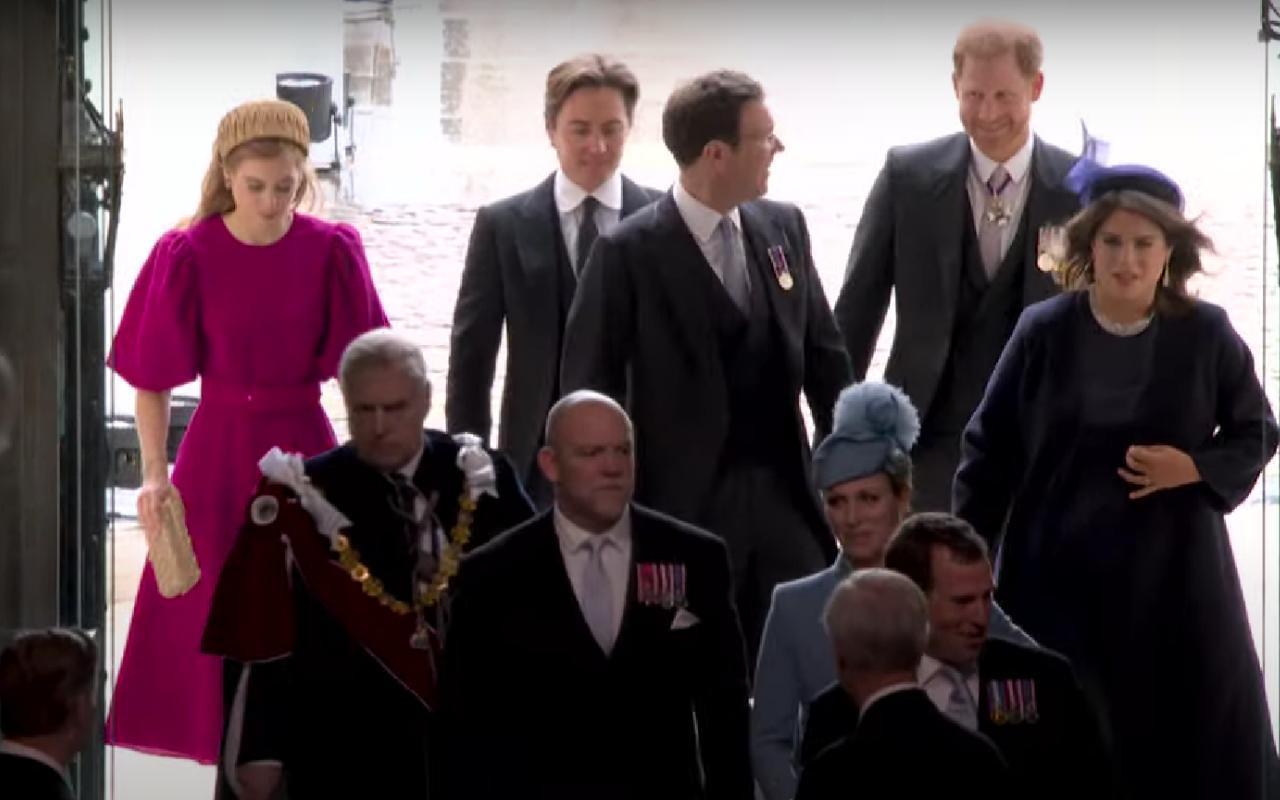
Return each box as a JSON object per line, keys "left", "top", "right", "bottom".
{"left": 560, "top": 192, "right": 851, "bottom": 557}
{"left": 833, "top": 133, "right": 1078, "bottom": 422}
{"left": 751, "top": 555, "right": 1036, "bottom": 800}
{"left": 445, "top": 173, "right": 659, "bottom": 481}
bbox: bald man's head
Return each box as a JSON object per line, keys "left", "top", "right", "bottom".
{"left": 539, "top": 391, "right": 635, "bottom": 532}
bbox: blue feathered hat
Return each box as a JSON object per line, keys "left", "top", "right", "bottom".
{"left": 1064, "top": 158, "right": 1184, "bottom": 211}
{"left": 812, "top": 381, "right": 920, "bottom": 490}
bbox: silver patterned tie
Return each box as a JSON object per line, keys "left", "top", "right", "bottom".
{"left": 943, "top": 665, "right": 979, "bottom": 730}
{"left": 979, "top": 164, "right": 1011, "bottom": 279}
{"left": 579, "top": 535, "right": 615, "bottom": 654}
{"left": 716, "top": 216, "right": 750, "bottom": 310}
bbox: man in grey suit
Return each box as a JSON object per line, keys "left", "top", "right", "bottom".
{"left": 751, "top": 382, "right": 1032, "bottom": 800}
{"left": 833, "top": 20, "right": 1079, "bottom": 511}
{"left": 561, "top": 70, "right": 852, "bottom": 662}
{"left": 446, "top": 54, "right": 660, "bottom": 507}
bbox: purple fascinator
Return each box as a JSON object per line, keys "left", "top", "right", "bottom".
{"left": 1064, "top": 159, "right": 1184, "bottom": 211}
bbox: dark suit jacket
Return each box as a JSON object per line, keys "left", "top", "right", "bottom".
{"left": 0, "top": 752, "right": 73, "bottom": 800}
{"left": 439, "top": 504, "right": 753, "bottom": 800}
{"left": 560, "top": 193, "right": 851, "bottom": 553}
{"left": 796, "top": 688, "right": 1008, "bottom": 800}
{"left": 446, "top": 173, "right": 660, "bottom": 481}
{"left": 801, "top": 638, "right": 1114, "bottom": 800}
{"left": 217, "top": 430, "right": 535, "bottom": 798}
{"left": 833, "top": 133, "right": 1078, "bottom": 421}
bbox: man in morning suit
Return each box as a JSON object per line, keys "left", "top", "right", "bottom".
{"left": 833, "top": 20, "right": 1079, "bottom": 511}
{"left": 561, "top": 70, "right": 852, "bottom": 661}
{"left": 801, "top": 513, "right": 1114, "bottom": 799}
{"left": 446, "top": 54, "right": 661, "bottom": 507}
{"left": 440, "top": 390, "right": 753, "bottom": 800}
{"left": 0, "top": 629, "right": 97, "bottom": 800}
{"left": 795, "top": 569, "right": 1008, "bottom": 800}
{"left": 204, "top": 330, "right": 534, "bottom": 800}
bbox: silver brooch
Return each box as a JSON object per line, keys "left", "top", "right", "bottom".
{"left": 250, "top": 495, "right": 280, "bottom": 526}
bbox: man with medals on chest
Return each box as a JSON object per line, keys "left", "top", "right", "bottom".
{"left": 202, "top": 329, "right": 534, "bottom": 799}
{"left": 833, "top": 19, "right": 1079, "bottom": 512}
{"left": 439, "top": 390, "right": 753, "bottom": 799}
{"left": 560, "top": 70, "right": 852, "bottom": 667}
{"left": 800, "top": 513, "right": 1115, "bottom": 799}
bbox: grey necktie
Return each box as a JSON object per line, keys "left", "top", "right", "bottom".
{"left": 716, "top": 216, "right": 750, "bottom": 310}
{"left": 979, "top": 164, "right": 1011, "bottom": 278}
{"left": 943, "top": 665, "right": 979, "bottom": 730}
{"left": 575, "top": 196, "right": 600, "bottom": 276}
{"left": 579, "top": 535, "right": 615, "bottom": 654}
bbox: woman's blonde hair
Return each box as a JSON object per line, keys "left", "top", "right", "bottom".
{"left": 188, "top": 138, "right": 320, "bottom": 224}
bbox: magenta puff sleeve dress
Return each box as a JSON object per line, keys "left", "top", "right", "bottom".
{"left": 105, "top": 213, "right": 389, "bottom": 763}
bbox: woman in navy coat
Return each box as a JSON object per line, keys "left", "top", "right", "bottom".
{"left": 954, "top": 161, "right": 1279, "bottom": 799}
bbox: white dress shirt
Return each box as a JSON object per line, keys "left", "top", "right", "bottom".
{"left": 918, "top": 654, "right": 980, "bottom": 719}
{"left": 0, "top": 740, "right": 70, "bottom": 786}
{"left": 672, "top": 179, "right": 750, "bottom": 291}
{"left": 555, "top": 169, "right": 623, "bottom": 272}
{"left": 554, "top": 505, "right": 632, "bottom": 642}
{"left": 967, "top": 134, "right": 1035, "bottom": 265}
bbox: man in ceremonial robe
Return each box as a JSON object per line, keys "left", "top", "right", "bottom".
{"left": 203, "top": 329, "right": 533, "bottom": 799}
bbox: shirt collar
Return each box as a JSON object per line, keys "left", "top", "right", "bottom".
{"left": 395, "top": 441, "right": 426, "bottom": 484}
{"left": 918, "top": 653, "right": 979, "bottom": 687}
{"left": 553, "top": 504, "right": 632, "bottom": 552}
{"left": 554, "top": 169, "right": 623, "bottom": 214}
{"left": 918, "top": 653, "right": 947, "bottom": 686}
{"left": 969, "top": 133, "right": 1035, "bottom": 185}
{"left": 673, "top": 179, "right": 741, "bottom": 244}
{"left": 0, "top": 741, "right": 70, "bottom": 785}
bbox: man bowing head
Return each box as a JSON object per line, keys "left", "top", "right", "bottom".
{"left": 440, "top": 390, "right": 753, "bottom": 800}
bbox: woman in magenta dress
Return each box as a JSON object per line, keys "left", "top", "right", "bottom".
{"left": 106, "top": 99, "right": 389, "bottom": 764}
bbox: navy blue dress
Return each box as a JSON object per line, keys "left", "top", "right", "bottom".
{"left": 955, "top": 291, "right": 1279, "bottom": 799}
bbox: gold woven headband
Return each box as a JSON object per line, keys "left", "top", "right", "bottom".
{"left": 215, "top": 99, "right": 311, "bottom": 160}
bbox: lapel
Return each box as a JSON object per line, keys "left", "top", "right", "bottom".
{"left": 649, "top": 193, "right": 722, "bottom": 371}
{"left": 531, "top": 512, "right": 613, "bottom": 664}
{"left": 926, "top": 134, "right": 972, "bottom": 312}
{"left": 620, "top": 174, "right": 655, "bottom": 216}
{"left": 1020, "top": 137, "right": 1079, "bottom": 305}
{"left": 516, "top": 173, "right": 566, "bottom": 331}
{"left": 609, "top": 507, "right": 666, "bottom": 663}
{"left": 739, "top": 201, "right": 803, "bottom": 386}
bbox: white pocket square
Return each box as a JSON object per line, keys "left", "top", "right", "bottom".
{"left": 670, "top": 608, "right": 701, "bottom": 630}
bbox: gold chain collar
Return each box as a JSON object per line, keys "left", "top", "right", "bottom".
{"left": 333, "top": 482, "right": 478, "bottom": 615}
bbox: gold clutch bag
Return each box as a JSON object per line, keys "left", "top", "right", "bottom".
{"left": 148, "top": 491, "right": 201, "bottom": 598}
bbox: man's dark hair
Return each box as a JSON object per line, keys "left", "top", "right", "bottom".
{"left": 0, "top": 628, "right": 98, "bottom": 737}
{"left": 884, "top": 512, "right": 989, "bottom": 593}
{"left": 661, "top": 70, "right": 763, "bottom": 168}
